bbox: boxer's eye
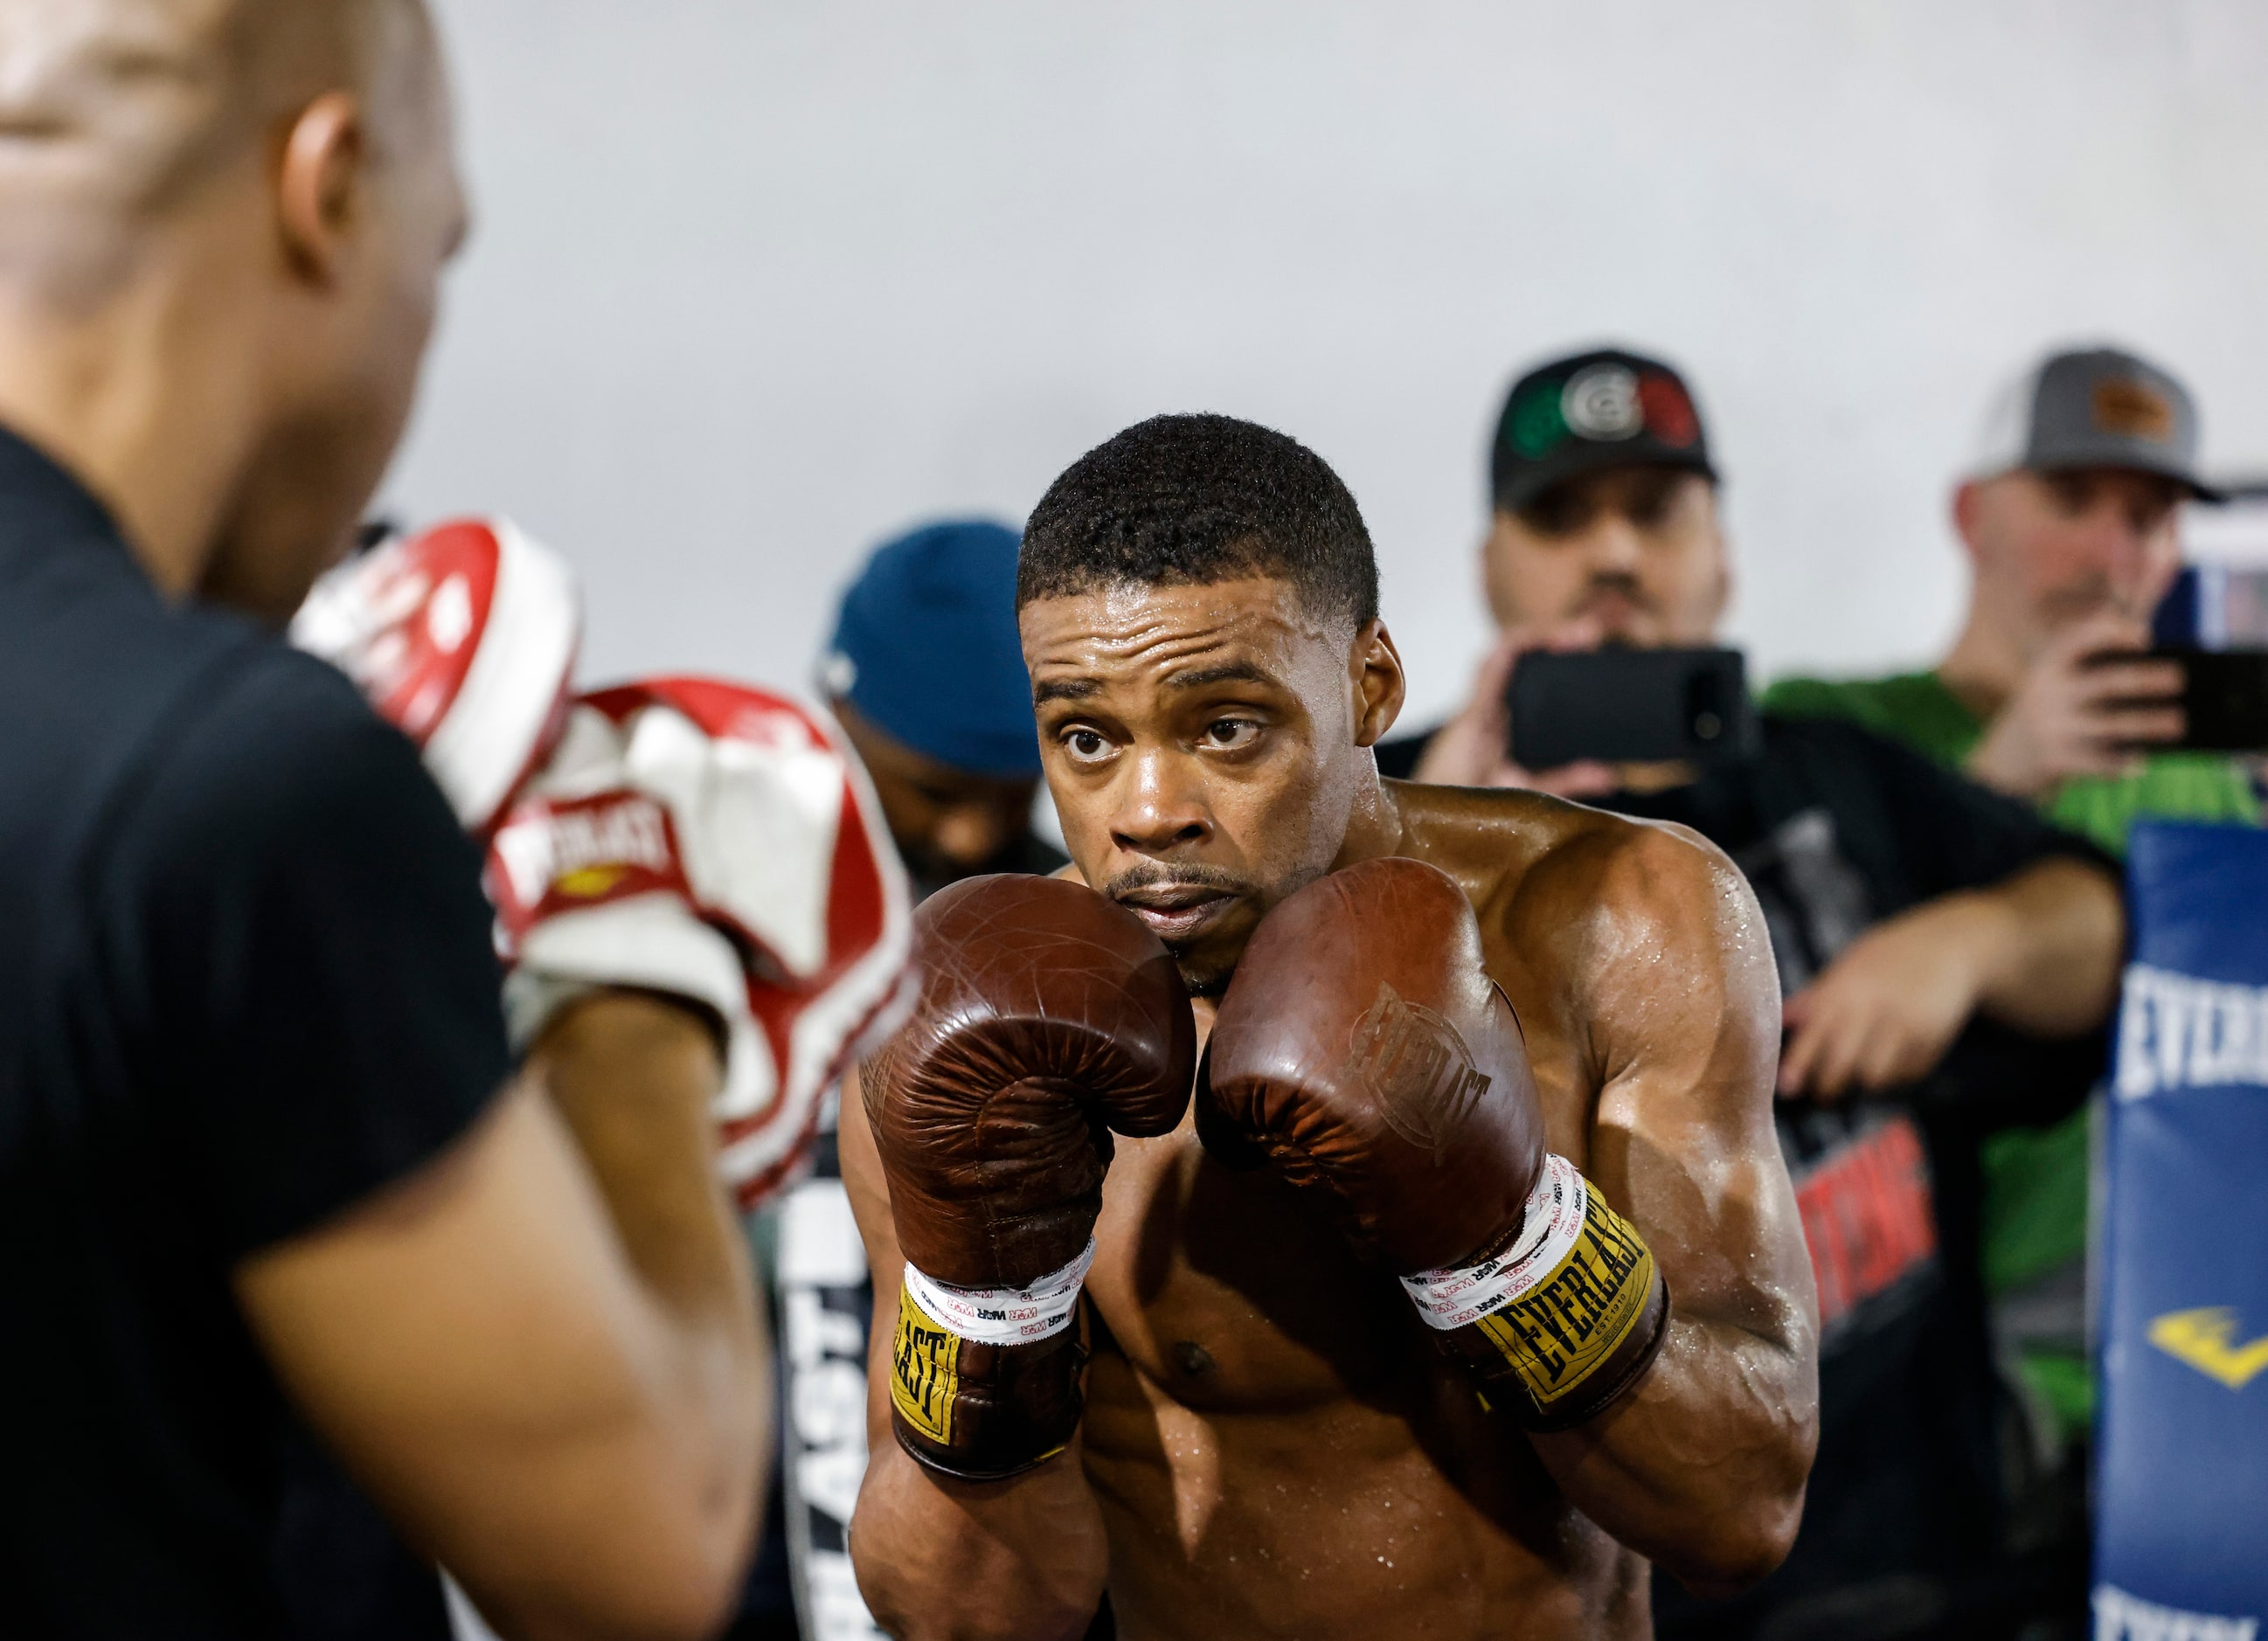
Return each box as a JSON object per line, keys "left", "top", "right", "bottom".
{"left": 1063, "top": 728, "right": 1112, "bottom": 764}
{"left": 1201, "top": 717, "right": 1260, "bottom": 751}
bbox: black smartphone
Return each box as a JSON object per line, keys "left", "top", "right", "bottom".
{"left": 2166, "top": 648, "right": 2268, "bottom": 751}
{"left": 1507, "top": 647, "right": 1760, "bottom": 770}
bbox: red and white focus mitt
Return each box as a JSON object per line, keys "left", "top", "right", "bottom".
{"left": 488, "top": 679, "right": 914, "bottom": 1209}
{"left": 291, "top": 517, "right": 580, "bottom": 835}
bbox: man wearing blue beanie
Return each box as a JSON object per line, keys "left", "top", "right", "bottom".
{"left": 821, "top": 518, "right": 1066, "bottom": 898}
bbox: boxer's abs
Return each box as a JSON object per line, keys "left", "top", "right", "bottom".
{"left": 1076, "top": 1123, "right": 1649, "bottom": 1641}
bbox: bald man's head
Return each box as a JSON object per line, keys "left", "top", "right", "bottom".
{"left": 0, "top": 0, "right": 439, "bottom": 308}
{"left": 0, "top": 0, "right": 464, "bottom": 622}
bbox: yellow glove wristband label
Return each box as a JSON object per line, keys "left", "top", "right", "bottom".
{"left": 891, "top": 1282, "right": 961, "bottom": 1446}
{"left": 1474, "top": 1177, "right": 1657, "bottom": 1411}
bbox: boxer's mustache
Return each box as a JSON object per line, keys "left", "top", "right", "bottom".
{"left": 1101, "top": 862, "right": 1253, "bottom": 904}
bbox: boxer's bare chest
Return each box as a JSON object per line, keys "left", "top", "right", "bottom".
{"left": 1070, "top": 957, "right": 1637, "bottom": 1638}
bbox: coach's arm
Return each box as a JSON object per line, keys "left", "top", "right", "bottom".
{"left": 237, "top": 994, "right": 768, "bottom": 1641}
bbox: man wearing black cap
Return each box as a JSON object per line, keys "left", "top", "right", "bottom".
{"left": 1376, "top": 348, "right": 1722, "bottom": 789}
{"left": 1396, "top": 347, "right": 2129, "bottom": 1638}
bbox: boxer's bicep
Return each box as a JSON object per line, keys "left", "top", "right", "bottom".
{"left": 1598, "top": 1055, "right": 1813, "bottom": 1361}
{"left": 1525, "top": 822, "right": 1820, "bottom": 1591}
{"left": 1583, "top": 821, "right": 1805, "bottom": 1337}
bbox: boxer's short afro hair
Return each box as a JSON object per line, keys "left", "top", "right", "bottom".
{"left": 1017, "top": 413, "right": 1379, "bottom": 628}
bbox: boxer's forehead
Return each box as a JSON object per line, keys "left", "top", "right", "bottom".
{"left": 1018, "top": 576, "right": 1344, "bottom": 704}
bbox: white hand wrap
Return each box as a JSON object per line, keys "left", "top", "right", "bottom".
{"left": 1399, "top": 1153, "right": 1588, "bottom": 1331}
{"left": 900, "top": 1241, "right": 1097, "bottom": 1347}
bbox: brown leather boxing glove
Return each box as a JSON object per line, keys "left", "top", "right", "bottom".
{"left": 864, "top": 874, "right": 1195, "bottom": 1478}
{"left": 1203, "top": 857, "right": 1669, "bottom": 1431}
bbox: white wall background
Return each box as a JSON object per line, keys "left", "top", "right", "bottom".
{"left": 391, "top": 0, "right": 2268, "bottom": 726}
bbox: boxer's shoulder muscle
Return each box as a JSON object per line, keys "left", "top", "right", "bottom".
{"left": 1384, "top": 779, "right": 1734, "bottom": 948}
{"left": 1383, "top": 781, "right": 1765, "bottom": 1149}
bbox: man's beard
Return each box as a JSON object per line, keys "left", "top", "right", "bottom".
{"left": 2037, "top": 577, "right": 2122, "bottom": 629}
{"left": 1571, "top": 571, "right": 1657, "bottom": 633}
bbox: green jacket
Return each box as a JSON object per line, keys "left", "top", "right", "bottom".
{"left": 1762, "top": 671, "right": 2259, "bottom": 856}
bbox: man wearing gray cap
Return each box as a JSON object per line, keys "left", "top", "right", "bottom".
{"left": 1769, "top": 345, "right": 2258, "bottom": 855}
{"left": 1766, "top": 343, "right": 2262, "bottom": 1612}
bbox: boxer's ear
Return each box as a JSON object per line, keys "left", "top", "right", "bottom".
{"left": 1951, "top": 479, "right": 1988, "bottom": 565}
{"left": 276, "top": 91, "right": 367, "bottom": 285}
{"left": 1351, "top": 619, "right": 1405, "bottom": 749}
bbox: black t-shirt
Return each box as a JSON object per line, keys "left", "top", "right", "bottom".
{"left": 0, "top": 429, "right": 508, "bottom": 1637}
{"left": 1595, "top": 715, "right": 2111, "bottom": 1636}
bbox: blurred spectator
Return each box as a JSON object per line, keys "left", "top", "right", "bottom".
{"left": 1377, "top": 345, "right": 1717, "bottom": 795}
{"left": 0, "top": 3, "right": 765, "bottom": 1638}
{"left": 1394, "top": 347, "right": 2125, "bottom": 1640}
{"left": 1764, "top": 344, "right": 2259, "bottom": 1503}
{"left": 821, "top": 519, "right": 1065, "bottom": 897}
{"left": 1769, "top": 346, "right": 2255, "bottom": 850}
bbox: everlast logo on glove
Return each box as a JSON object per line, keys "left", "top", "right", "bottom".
{"left": 891, "top": 1293, "right": 962, "bottom": 1447}
{"left": 1208, "top": 861, "right": 1672, "bottom": 1433}
{"left": 1401, "top": 1154, "right": 1668, "bottom": 1427}
{"left": 864, "top": 876, "right": 1193, "bottom": 1480}
{"left": 488, "top": 791, "right": 691, "bottom": 949}
{"left": 1345, "top": 982, "right": 1495, "bottom": 1159}
{"left": 1468, "top": 1170, "right": 1660, "bottom": 1411}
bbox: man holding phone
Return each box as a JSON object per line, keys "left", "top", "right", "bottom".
{"left": 1767, "top": 346, "right": 2258, "bottom": 855}
{"left": 1392, "top": 347, "right": 2126, "bottom": 1638}
{"left": 1377, "top": 346, "right": 1724, "bottom": 797}
{"left": 1764, "top": 345, "right": 2260, "bottom": 1557}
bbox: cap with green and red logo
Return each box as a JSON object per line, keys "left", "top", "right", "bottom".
{"left": 1489, "top": 346, "right": 1716, "bottom": 513}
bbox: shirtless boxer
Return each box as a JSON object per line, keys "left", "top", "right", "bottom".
{"left": 843, "top": 413, "right": 1821, "bottom": 1639}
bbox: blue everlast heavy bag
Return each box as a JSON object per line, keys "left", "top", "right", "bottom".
{"left": 2097, "top": 821, "right": 2268, "bottom": 1640}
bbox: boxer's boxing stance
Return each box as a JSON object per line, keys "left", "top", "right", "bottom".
{"left": 844, "top": 414, "right": 1821, "bottom": 1639}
